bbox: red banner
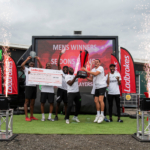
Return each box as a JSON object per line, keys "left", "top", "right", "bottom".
{"left": 3, "top": 55, "right": 18, "bottom": 95}
{"left": 120, "top": 47, "right": 136, "bottom": 93}
{"left": 111, "top": 54, "right": 122, "bottom": 96}
{"left": 0, "top": 66, "right": 2, "bottom": 94}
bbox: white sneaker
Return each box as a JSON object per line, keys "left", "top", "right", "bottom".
{"left": 94, "top": 115, "right": 99, "bottom": 123}
{"left": 97, "top": 115, "right": 104, "bottom": 123}
{"left": 66, "top": 119, "right": 70, "bottom": 124}
{"left": 41, "top": 118, "right": 45, "bottom": 121}
{"left": 72, "top": 117, "right": 80, "bottom": 122}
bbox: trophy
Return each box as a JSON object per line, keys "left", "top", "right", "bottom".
{"left": 77, "top": 50, "right": 89, "bottom": 78}
{"left": 30, "top": 51, "right": 36, "bottom": 61}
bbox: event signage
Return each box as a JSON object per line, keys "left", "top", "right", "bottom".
{"left": 120, "top": 47, "right": 136, "bottom": 93}
{"left": 4, "top": 55, "right": 18, "bottom": 95}
{"left": 28, "top": 68, "right": 62, "bottom": 86}
{"left": 111, "top": 54, "right": 122, "bottom": 96}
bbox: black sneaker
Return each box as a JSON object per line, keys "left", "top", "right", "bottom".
{"left": 54, "top": 116, "right": 58, "bottom": 121}
{"left": 117, "top": 119, "right": 123, "bottom": 123}
{"left": 108, "top": 119, "right": 113, "bottom": 122}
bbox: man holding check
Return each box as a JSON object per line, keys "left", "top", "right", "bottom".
{"left": 21, "top": 56, "right": 42, "bottom": 122}
{"left": 40, "top": 62, "right": 55, "bottom": 121}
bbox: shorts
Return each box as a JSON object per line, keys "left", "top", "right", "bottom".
{"left": 40, "top": 92, "right": 54, "bottom": 103}
{"left": 25, "top": 86, "right": 37, "bottom": 99}
{"left": 56, "top": 88, "right": 68, "bottom": 103}
{"left": 95, "top": 87, "right": 106, "bottom": 97}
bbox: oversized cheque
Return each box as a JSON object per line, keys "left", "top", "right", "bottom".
{"left": 28, "top": 68, "right": 62, "bottom": 86}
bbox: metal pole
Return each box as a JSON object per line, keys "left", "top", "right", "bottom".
{"left": 137, "top": 110, "right": 139, "bottom": 136}
{"left": 11, "top": 109, "right": 13, "bottom": 135}
{"left": 6, "top": 110, "right": 9, "bottom": 139}
{"left": 141, "top": 111, "right": 144, "bottom": 138}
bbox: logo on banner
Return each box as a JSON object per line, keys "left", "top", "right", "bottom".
{"left": 8, "top": 61, "right": 13, "bottom": 93}
{"left": 123, "top": 55, "right": 130, "bottom": 92}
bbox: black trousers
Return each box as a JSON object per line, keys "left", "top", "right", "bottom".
{"left": 66, "top": 92, "right": 81, "bottom": 119}
{"left": 104, "top": 96, "right": 106, "bottom": 116}
{"left": 108, "top": 94, "right": 120, "bottom": 118}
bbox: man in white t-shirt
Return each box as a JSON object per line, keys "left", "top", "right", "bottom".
{"left": 106, "top": 64, "right": 123, "bottom": 122}
{"left": 65, "top": 67, "right": 81, "bottom": 124}
{"left": 21, "top": 56, "right": 42, "bottom": 122}
{"left": 54, "top": 52, "right": 68, "bottom": 121}
{"left": 82, "top": 59, "right": 107, "bottom": 123}
{"left": 40, "top": 62, "right": 55, "bottom": 121}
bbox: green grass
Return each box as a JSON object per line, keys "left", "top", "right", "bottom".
{"left": 3, "top": 114, "right": 148, "bottom": 134}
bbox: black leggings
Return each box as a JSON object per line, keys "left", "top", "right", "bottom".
{"left": 108, "top": 94, "right": 120, "bottom": 118}
{"left": 66, "top": 92, "right": 81, "bottom": 119}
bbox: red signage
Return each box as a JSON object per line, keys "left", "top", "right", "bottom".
{"left": 4, "top": 55, "right": 18, "bottom": 95}
{"left": 120, "top": 47, "right": 136, "bottom": 93}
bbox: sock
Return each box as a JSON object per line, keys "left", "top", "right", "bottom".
{"left": 42, "top": 113, "right": 45, "bottom": 119}
{"left": 101, "top": 111, "right": 104, "bottom": 116}
{"left": 48, "top": 113, "right": 52, "bottom": 119}
{"left": 97, "top": 111, "right": 100, "bottom": 116}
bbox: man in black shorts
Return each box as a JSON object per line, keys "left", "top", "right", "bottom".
{"left": 40, "top": 62, "right": 55, "bottom": 121}
{"left": 82, "top": 59, "right": 107, "bottom": 123}
{"left": 21, "top": 56, "right": 42, "bottom": 122}
{"left": 54, "top": 51, "right": 68, "bottom": 120}
{"left": 65, "top": 67, "right": 81, "bottom": 124}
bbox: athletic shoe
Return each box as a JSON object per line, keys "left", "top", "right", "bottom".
{"left": 94, "top": 115, "right": 100, "bottom": 123}
{"left": 41, "top": 118, "right": 45, "bottom": 121}
{"left": 104, "top": 117, "right": 109, "bottom": 122}
{"left": 117, "top": 119, "right": 123, "bottom": 123}
{"left": 72, "top": 117, "right": 80, "bottom": 122}
{"left": 97, "top": 115, "right": 104, "bottom": 123}
{"left": 54, "top": 116, "right": 58, "bottom": 121}
{"left": 47, "top": 118, "right": 54, "bottom": 121}
{"left": 108, "top": 119, "right": 113, "bottom": 122}
{"left": 25, "top": 117, "right": 31, "bottom": 122}
{"left": 66, "top": 119, "right": 69, "bottom": 124}
{"left": 30, "top": 117, "right": 38, "bottom": 120}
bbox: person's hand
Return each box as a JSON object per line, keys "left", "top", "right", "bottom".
{"left": 81, "top": 67, "right": 87, "bottom": 72}
{"left": 35, "top": 56, "right": 40, "bottom": 60}
{"left": 116, "top": 76, "right": 119, "bottom": 81}
{"left": 60, "top": 49, "right": 66, "bottom": 55}
{"left": 28, "top": 71, "right": 30, "bottom": 74}
{"left": 75, "top": 74, "right": 79, "bottom": 78}
{"left": 27, "top": 56, "right": 32, "bottom": 60}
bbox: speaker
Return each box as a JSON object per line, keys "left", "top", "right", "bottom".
{"left": 0, "top": 96, "right": 10, "bottom": 110}
{"left": 140, "top": 98, "right": 150, "bottom": 111}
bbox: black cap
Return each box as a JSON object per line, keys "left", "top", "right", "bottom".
{"left": 109, "top": 64, "right": 116, "bottom": 67}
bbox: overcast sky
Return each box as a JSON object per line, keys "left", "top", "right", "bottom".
{"left": 0, "top": 0, "right": 149, "bottom": 59}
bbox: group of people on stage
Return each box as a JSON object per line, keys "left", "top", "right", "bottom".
{"left": 21, "top": 51, "right": 123, "bottom": 124}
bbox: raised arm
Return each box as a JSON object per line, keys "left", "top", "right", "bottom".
{"left": 82, "top": 67, "right": 100, "bottom": 76}
{"left": 57, "top": 52, "right": 62, "bottom": 70}
{"left": 67, "top": 75, "right": 78, "bottom": 86}
{"left": 21, "top": 56, "right": 32, "bottom": 70}
{"left": 35, "top": 56, "right": 43, "bottom": 68}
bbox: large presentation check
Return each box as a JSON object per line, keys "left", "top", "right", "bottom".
{"left": 28, "top": 68, "right": 62, "bottom": 86}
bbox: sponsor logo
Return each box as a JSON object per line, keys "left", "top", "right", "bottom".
{"left": 31, "top": 68, "right": 43, "bottom": 72}
{"left": 123, "top": 55, "right": 130, "bottom": 92}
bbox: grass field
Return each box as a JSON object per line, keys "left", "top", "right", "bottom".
{"left": 5, "top": 114, "right": 148, "bottom": 134}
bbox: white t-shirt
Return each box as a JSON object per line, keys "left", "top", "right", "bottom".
{"left": 58, "top": 70, "right": 67, "bottom": 90}
{"left": 94, "top": 66, "right": 107, "bottom": 89}
{"left": 106, "top": 72, "right": 121, "bottom": 95}
{"left": 24, "top": 67, "right": 36, "bottom": 87}
{"left": 65, "top": 75, "right": 79, "bottom": 93}
{"left": 41, "top": 85, "right": 54, "bottom": 93}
